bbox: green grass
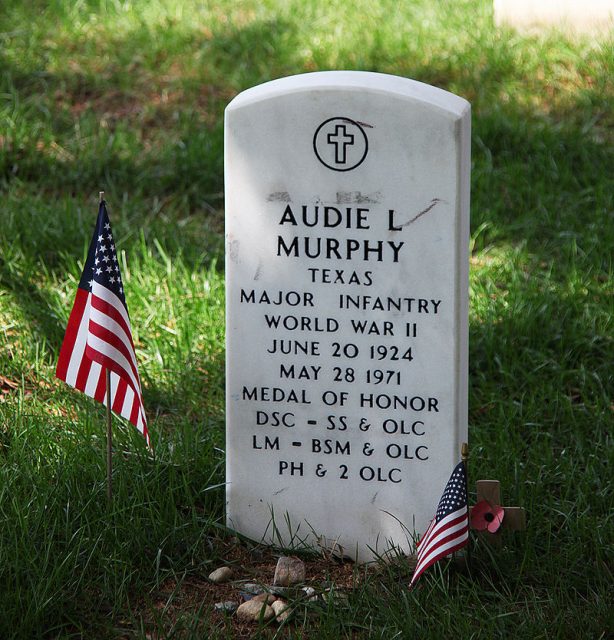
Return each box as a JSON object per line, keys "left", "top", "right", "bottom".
{"left": 1, "top": 0, "right": 613, "bottom": 638}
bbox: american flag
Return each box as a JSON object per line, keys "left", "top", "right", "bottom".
{"left": 409, "top": 461, "right": 468, "bottom": 587}
{"left": 56, "top": 200, "right": 150, "bottom": 447}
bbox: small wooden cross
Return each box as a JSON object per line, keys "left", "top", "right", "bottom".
{"left": 472, "top": 479, "right": 526, "bottom": 546}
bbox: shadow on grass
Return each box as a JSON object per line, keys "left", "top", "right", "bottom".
{"left": 1, "top": 10, "right": 611, "bottom": 210}
{"left": 1, "top": 14, "right": 611, "bottom": 432}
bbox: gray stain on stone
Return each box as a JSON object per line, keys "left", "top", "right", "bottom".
{"left": 267, "top": 191, "right": 292, "bottom": 202}
{"left": 336, "top": 190, "right": 382, "bottom": 204}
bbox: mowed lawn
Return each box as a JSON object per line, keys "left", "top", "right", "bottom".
{"left": 0, "top": 1, "right": 612, "bottom": 638}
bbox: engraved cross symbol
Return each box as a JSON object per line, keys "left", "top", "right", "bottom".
{"left": 327, "top": 124, "right": 355, "bottom": 164}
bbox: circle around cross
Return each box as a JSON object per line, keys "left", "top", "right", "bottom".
{"left": 313, "top": 117, "right": 369, "bottom": 172}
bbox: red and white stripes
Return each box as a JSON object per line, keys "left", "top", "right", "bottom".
{"left": 410, "top": 506, "right": 469, "bottom": 587}
{"left": 56, "top": 285, "right": 149, "bottom": 446}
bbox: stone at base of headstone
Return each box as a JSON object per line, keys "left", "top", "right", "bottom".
{"left": 268, "top": 585, "right": 289, "bottom": 597}
{"left": 208, "top": 566, "right": 234, "bottom": 583}
{"left": 251, "top": 593, "right": 277, "bottom": 604}
{"left": 271, "top": 600, "right": 292, "bottom": 622}
{"left": 273, "top": 556, "right": 306, "bottom": 586}
{"left": 301, "top": 586, "right": 318, "bottom": 601}
{"left": 240, "top": 583, "right": 265, "bottom": 595}
{"left": 236, "top": 600, "right": 275, "bottom": 622}
{"left": 214, "top": 601, "right": 239, "bottom": 613}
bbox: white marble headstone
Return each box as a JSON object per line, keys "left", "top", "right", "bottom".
{"left": 225, "top": 71, "right": 470, "bottom": 561}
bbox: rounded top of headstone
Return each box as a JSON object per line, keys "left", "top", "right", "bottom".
{"left": 226, "top": 71, "right": 470, "bottom": 120}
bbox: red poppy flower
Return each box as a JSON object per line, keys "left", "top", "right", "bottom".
{"left": 470, "top": 500, "right": 504, "bottom": 533}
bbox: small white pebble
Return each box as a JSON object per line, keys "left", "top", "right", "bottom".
{"left": 208, "top": 566, "right": 233, "bottom": 583}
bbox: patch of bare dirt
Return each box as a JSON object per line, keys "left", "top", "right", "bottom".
{"left": 130, "top": 538, "right": 380, "bottom": 639}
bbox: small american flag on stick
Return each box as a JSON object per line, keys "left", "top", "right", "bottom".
{"left": 56, "top": 199, "right": 149, "bottom": 447}
{"left": 410, "top": 460, "right": 468, "bottom": 587}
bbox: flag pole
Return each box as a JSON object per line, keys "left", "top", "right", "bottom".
{"left": 461, "top": 441, "right": 470, "bottom": 567}
{"left": 100, "top": 191, "right": 113, "bottom": 505}
{"left": 106, "top": 369, "right": 113, "bottom": 503}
